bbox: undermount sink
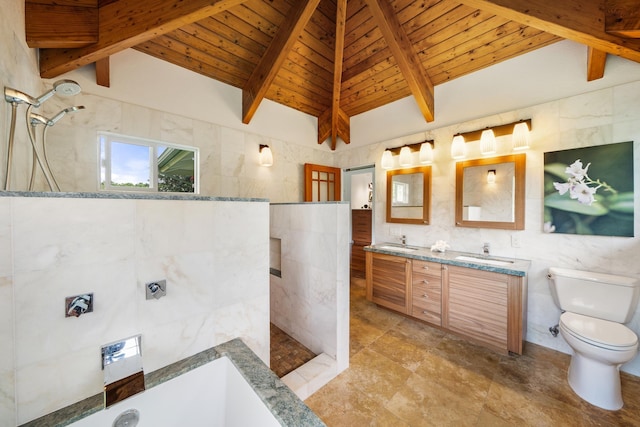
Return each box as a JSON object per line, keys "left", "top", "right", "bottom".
{"left": 455, "top": 255, "right": 514, "bottom": 266}
{"left": 378, "top": 245, "right": 418, "bottom": 253}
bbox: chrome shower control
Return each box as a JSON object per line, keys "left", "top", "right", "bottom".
{"left": 65, "top": 293, "right": 93, "bottom": 317}
{"left": 146, "top": 280, "right": 167, "bottom": 300}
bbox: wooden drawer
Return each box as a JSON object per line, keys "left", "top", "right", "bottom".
{"left": 412, "top": 260, "right": 441, "bottom": 277}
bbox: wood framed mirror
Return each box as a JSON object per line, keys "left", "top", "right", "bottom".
{"left": 455, "top": 153, "right": 526, "bottom": 230}
{"left": 386, "top": 166, "right": 431, "bottom": 224}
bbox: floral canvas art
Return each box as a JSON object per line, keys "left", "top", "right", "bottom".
{"left": 543, "top": 141, "right": 634, "bottom": 237}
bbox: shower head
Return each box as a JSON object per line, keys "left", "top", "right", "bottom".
{"left": 47, "top": 105, "right": 85, "bottom": 125}
{"left": 29, "top": 112, "right": 50, "bottom": 126}
{"left": 36, "top": 79, "right": 82, "bottom": 104}
{"left": 4, "top": 87, "right": 40, "bottom": 106}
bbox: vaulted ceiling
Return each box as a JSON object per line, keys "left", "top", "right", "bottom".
{"left": 26, "top": 0, "right": 640, "bottom": 150}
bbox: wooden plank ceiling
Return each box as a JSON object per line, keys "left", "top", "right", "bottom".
{"left": 26, "top": 0, "right": 640, "bottom": 150}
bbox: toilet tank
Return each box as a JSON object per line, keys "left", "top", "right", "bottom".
{"left": 548, "top": 267, "right": 640, "bottom": 323}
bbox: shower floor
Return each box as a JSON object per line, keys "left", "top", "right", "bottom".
{"left": 270, "top": 323, "right": 317, "bottom": 378}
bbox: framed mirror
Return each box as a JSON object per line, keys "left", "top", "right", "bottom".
{"left": 455, "top": 153, "right": 526, "bottom": 230}
{"left": 386, "top": 166, "right": 431, "bottom": 224}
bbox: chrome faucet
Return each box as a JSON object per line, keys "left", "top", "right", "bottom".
{"left": 483, "top": 242, "right": 490, "bottom": 255}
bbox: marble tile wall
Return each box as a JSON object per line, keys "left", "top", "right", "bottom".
{"left": 270, "top": 203, "right": 350, "bottom": 373}
{"left": 334, "top": 80, "right": 640, "bottom": 377}
{"left": 2, "top": 195, "right": 269, "bottom": 425}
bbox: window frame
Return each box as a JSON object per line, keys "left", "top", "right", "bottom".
{"left": 98, "top": 131, "right": 199, "bottom": 194}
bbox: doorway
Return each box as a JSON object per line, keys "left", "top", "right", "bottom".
{"left": 343, "top": 165, "right": 375, "bottom": 279}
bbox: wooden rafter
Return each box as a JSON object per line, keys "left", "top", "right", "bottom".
{"left": 587, "top": 48, "right": 607, "bottom": 81}
{"left": 605, "top": 0, "right": 640, "bottom": 38}
{"left": 318, "top": 0, "right": 349, "bottom": 150}
{"left": 242, "top": 0, "right": 322, "bottom": 124}
{"left": 459, "top": 0, "right": 640, "bottom": 63}
{"left": 38, "top": 0, "right": 249, "bottom": 78}
{"left": 26, "top": 1, "right": 98, "bottom": 48}
{"left": 364, "top": 0, "right": 435, "bottom": 123}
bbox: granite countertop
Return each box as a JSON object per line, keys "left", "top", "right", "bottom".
{"left": 365, "top": 243, "right": 530, "bottom": 276}
{"left": 0, "top": 190, "right": 268, "bottom": 202}
{"left": 20, "top": 338, "right": 325, "bottom": 427}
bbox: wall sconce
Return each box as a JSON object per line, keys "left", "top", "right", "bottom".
{"left": 419, "top": 142, "right": 433, "bottom": 164}
{"left": 450, "top": 134, "right": 466, "bottom": 159}
{"left": 450, "top": 119, "right": 532, "bottom": 159}
{"left": 381, "top": 140, "right": 435, "bottom": 169}
{"left": 512, "top": 121, "right": 531, "bottom": 150}
{"left": 259, "top": 144, "right": 273, "bottom": 167}
{"left": 398, "top": 146, "right": 412, "bottom": 166}
{"left": 487, "top": 169, "right": 496, "bottom": 184}
{"left": 480, "top": 129, "right": 496, "bottom": 155}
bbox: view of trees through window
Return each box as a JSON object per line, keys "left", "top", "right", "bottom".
{"left": 99, "top": 133, "right": 198, "bottom": 193}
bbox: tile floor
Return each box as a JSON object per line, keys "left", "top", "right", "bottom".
{"left": 303, "top": 278, "right": 640, "bottom": 426}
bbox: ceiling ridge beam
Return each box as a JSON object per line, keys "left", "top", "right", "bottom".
{"left": 318, "top": 0, "right": 349, "bottom": 150}
{"left": 364, "top": 0, "right": 435, "bottom": 123}
{"left": 242, "top": 0, "right": 322, "bottom": 124}
{"left": 458, "top": 0, "right": 640, "bottom": 63}
{"left": 38, "top": 0, "right": 249, "bottom": 78}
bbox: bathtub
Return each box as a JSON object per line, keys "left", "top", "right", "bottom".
{"left": 68, "top": 356, "right": 280, "bottom": 427}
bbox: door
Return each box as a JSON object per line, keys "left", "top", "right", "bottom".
{"left": 304, "top": 163, "right": 341, "bottom": 201}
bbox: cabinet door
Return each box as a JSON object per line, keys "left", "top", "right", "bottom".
{"left": 366, "top": 252, "right": 411, "bottom": 314}
{"left": 411, "top": 260, "right": 442, "bottom": 326}
{"left": 445, "top": 266, "right": 509, "bottom": 353}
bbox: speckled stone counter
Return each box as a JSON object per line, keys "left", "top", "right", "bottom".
{"left": 365, "top": 243, "right": 530, "bottom": 276}
{"left": 0, "top": 190, "right": 268, "bottom": 202}
{"left": 20, "top": 339, "right": 325, "bottom": 427}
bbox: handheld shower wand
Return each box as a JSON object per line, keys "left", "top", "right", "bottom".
{"left": 28, "top": 106, "right": 85, "bottom": 191}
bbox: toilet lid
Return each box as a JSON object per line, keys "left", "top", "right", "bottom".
{"left": 560, "top": 312, "right": 638, "bottom": 349}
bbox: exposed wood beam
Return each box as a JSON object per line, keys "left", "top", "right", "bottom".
{"left": 364, "top": 0, "right": 435, "bottom": 123}
{"left": 242, "top": 0, "right": 321, "bottom": 124}
{"left": 318, "top": 0, "right": 349, "bottom": 150}
{"left": 26, "top": 1, "right": 98, "bottom": 48}
{"left": 95, "top": 57, "right": 111, "bottom": 87}
{"left": 38, "top": 0, "right": 249, "bottom": 78}
{"left": 459, "top": 0, "right": 640, "bottom": 63}
{"left": 587, "top": 48, "right": 607, "bottom": 81}
{"left": 605, "top": 0, "right": 640, "bottom": 38}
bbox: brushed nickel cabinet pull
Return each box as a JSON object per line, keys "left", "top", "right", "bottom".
{"left": 422, "top": 293, "right": 428, "bottom": 298}
{"left": 423, "top": 279, "right": 428, "bottom": 284}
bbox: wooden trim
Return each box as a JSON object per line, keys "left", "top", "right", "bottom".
{"left": 386, "top": 166, "right": 431, "bottom": 225}
{"left": 455, "top": 153, "right": 526, "bottom": 230}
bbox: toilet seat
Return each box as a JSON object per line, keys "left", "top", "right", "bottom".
{"left": 560, "top": 312, "right": 638, "bottom": 350}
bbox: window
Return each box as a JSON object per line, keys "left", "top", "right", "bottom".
{"left": 391, "top": 180, "right": 409, "bottom": 205}
{"left": 99, "top": 132, "right": 198, "bottom": 193}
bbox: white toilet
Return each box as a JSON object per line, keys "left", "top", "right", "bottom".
{"left": 547, "top": 267, "right": 640, "bottom": 410}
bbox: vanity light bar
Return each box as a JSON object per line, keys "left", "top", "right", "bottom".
{"left": 456, "top": 119, "right": 531, "bottom": 142}
{"left": 385, "top": 140, "right": 434, "bottom": 155}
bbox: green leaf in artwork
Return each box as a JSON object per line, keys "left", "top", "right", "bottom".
{"left": 544, "top": 163, "right": 569, "bottom": 180}
{"left": 544, "top": 193, "right": 608, "bottom": 216}
{"left": 606, "top": 192, "right": 634, "bottom": 214}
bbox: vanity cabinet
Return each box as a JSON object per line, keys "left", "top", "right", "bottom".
{"left": 366, "top": 252, "right": 411, "bottom": 314}
{"left": 365, "top": 251, "right": 526, "bottom": 355}
{"left": 411, "top": 260, "right": 443, "bottom": 326}
{"left": 444, "top": 266, "right": 525, "bottom": 353}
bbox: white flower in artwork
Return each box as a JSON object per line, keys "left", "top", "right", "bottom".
{"left": 570, "top": 181, "right": 597, "bottom": 205}
{"left": 543, "top": 221, "right": 556, "bottom": 233}
{"left": 553, "top": 159, "right": 616, "bottom": 206}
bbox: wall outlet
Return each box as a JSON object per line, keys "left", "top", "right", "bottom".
{"left": 511, "top": 234, "right": 522, "bottom": 248}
